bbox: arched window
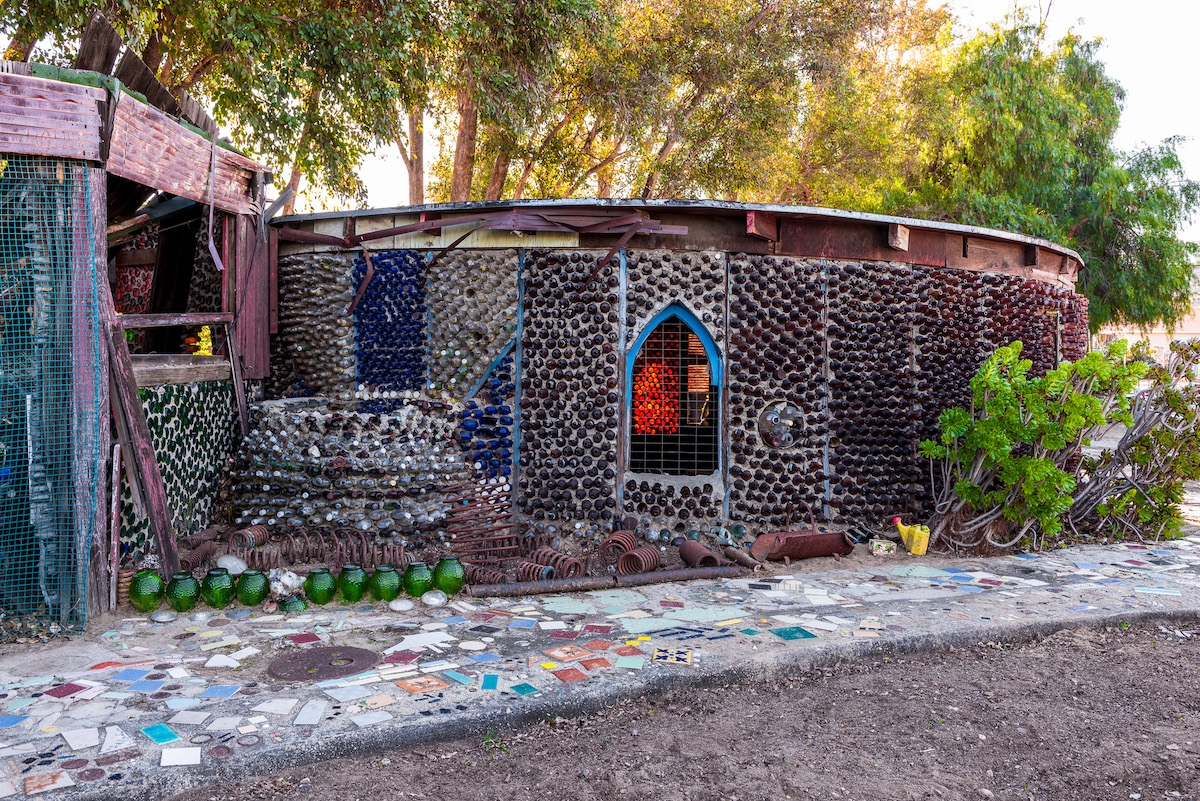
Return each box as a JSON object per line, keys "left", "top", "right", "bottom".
{"left": 628, "top": 305, "right": 720, "bottom": 475}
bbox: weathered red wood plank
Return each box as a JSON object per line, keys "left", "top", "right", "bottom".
{"left": 268, "top": 226, "right": 279, "bottom": 334}
{"left": 0, "top": 73, "right": 106, "bottom": 101}
{"left": 746, "top": 210, "right": 779, "bottom": 241}
{"left": 118, "top": 312, "right": 234, "bottom": 329}
{"left": 103, "top": 283, "right": 180, "bottom": 576}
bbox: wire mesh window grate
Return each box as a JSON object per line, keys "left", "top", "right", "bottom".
{"left": 0, "top": 155, "right": 102, "bottom": 638}
{"left": 630, "top": 318, "right": 718, "bottom": 475}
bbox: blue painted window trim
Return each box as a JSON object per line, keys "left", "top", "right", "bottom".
{"left": 624, "top": 303, "right": 722, "bottom": 409}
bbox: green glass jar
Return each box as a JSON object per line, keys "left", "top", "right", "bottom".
{"left": 165, "top": 571, "right": 201, "bottom": 612}
{"left": 235, "top": 569, "right": 269, "bottom": 606}
{"left": 129, "top": 569, "right": 165, "bottom": 613}
{"left": 304, "top": 568, "right": 337, "bottom": 605}
{"left": 280, "top": 594, "right": 308, "bottom": 613}
{"left": 200, "top": 567, "right": 234, "bottom": 608}
{"left": 402, "top": 562, "right": 434, "bottom": 598}
{"left": 337, "top": 563, "right": 368, "bottom": 603}
{"left": 368, "top": 565, "right": 402, "bottom": 602}
{"left": 432, "top": 557, "right": 466, "bottom": 596}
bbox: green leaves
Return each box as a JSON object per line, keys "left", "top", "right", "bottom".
{"left": 922, "top": 339, "right": 1147, "bottom": 546}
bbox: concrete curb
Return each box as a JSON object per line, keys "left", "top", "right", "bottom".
{"left": 89, "top": 605, "right": 1200, "bottom": 801}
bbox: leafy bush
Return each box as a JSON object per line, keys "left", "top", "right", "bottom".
{"left": 920, "top": 340, "right": 1146, "bottom": 548}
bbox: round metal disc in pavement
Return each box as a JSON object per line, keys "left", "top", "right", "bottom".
{"left": 267, "top": 646, "right": 379, "bottom": 682}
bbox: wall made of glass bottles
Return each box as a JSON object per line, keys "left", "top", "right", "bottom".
{"left": 515, "top": 250, "right": 620, "bottom": 548}
{"left": 119, "top": 380, "right": 239, "bottom": 563}
{"left": 226, "top": 399, "right": 470, "bottom": 548}
{"left": 622, "top": 250, "right": 728, "bottom": 535}
{"left": 272, "top": 252, "right": 358, "bottom": 400}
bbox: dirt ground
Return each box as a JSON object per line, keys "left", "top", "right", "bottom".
{"left": 172, "top": 623, "right": 1200, "bottom": 801}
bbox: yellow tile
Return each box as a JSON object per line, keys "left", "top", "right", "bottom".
{"left": 539, "top": 661, "right": 558, "bottom": 670}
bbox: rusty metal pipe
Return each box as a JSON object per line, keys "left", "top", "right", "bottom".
{"left": 722, "top": 546, "right": 765, "bottom": 572}
{"left": 466, "top": 566, "right": 748, "bottom": 597}
{"left": 678, "top": 540, "right": 719, "bottom": 568}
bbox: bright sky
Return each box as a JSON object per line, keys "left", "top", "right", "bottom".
{"left": 358, "top": 0, "right": 1200, "bottom": 243}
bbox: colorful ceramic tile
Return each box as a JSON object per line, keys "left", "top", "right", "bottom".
{"left": 288, "top": 633, "right": 321, "bottom": 645}
{"left": 614, "top": 656, "right": 644, "bottom": 670}
{"left": 362, "top": 695, "right": 395, "bottom": 709}
{"left": 23, "top": 771, "right": 75, "bottom": 796}
{"left": 383, "top": 651, "right": 421, "bottom": 665}
{"left": 613, "top": 646, "right": 644, "bottom": 657}
{"left": 395, "top": 675, "right": 451, "bottom": 694}
{"left": 481, "top": 675, "right": 499, "bottom": 691}
{"left": 659, "top": 600, "right": 685, "bottom": 608}
{"left": 466, "top": 653, "right": 501, "bottom": 664}
{"left": 547, "top": 630, "right": 580, "bottom": 640}
{"left": 43, "top": 683, "right": 86, "bottom": 699}
{"left": 200, "top": 685, "right": 240, "bottom": 699}
{"left": 508, "top": 619, "right": 537, "bottom": 630}
{"left": 583, "top": 639, "right": 614, "bottom": 651}
{"left": 579, "top": 658, "right": 612, "bottom": 670}
{"left": 99, "top": 726, "right": 135, "bottom": 753}
{"left": 469, "top": 624, "right": 500, "bottom": 634}
{"left": 509, "top": 683, "right": 538, "bottom": 696}
{"left": 110, "top": 669, "right": 151, "bottom": 682}
{"left": 770, "top": 627, "right": 816, "bottom": 641}
{"left": 140, "top": 724, "right": 180, "bottom": 745}
{"left": 652, "top": 648, "right": 693, "bottom": 665}
{"left": 443, "top": 671, "right": 474, "bottom": 686}
{"left": 543, "top": 644, "right": 593, "bottom": 662}
{"left": 539, "top": 661, "right": 559, "bottom": 670}
{"left": 582, "top": 624, "right": 613, "bottom": 634}
{"left": 0, "top": 717, "right": 28, "bottom": 729}
{"left": 127, "top": 680, "right": 165, "bottom": 693}
{"left": 552, "top": 668, "right": 588, "bottom": 683}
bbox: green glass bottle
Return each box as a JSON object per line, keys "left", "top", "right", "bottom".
{"left": 337, "top": 563, "right": 368, "bottom": 603}
{"left": 280, "top": 594, "right": 308, "bottom": 613}
{"left": 235, "top": 569, "right": 269, "bottom": 606}
{"left": 165, "top": 571, "right": 201, "bottom": 612}
{"left": 304, "top": 568, "right": 337, "bottom": 605}
{"left": 129, "top": 569, "right": 165, "bottom": 613}
{"left": 402, "top": 562, "right": 434, "bottom": 597}
{"left": 200, "top": 567, "right": 234, "bottom": 608}
{"left": 432, "top": 557, "right": 466, "bottom": 596}
{"left": 368, "top": 565, "right": 402, "bottom": 602}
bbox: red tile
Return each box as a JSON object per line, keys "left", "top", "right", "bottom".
{"left": 583, "top": 639, "right": 614, "bottom": 651}
{"left": 383, "top": 651, "right": 421, "bottom": 665}
{"left": 613, "top": 646, "right": 644, "bottom": 657}
{"left": 552, "top": 668, "right": 588, "bottom": 683}
{"left": 44, "top": 683, "right": 86, "bottom": 699}
{"left": 288, "top": 633, "right": 321, "bottom": 645}
{"left": 548, "top": 630, "right": 579, "bottom": 640}
{"left": 659, "top": 601, "right": 685, "bottom": 608}
{"left": 579, "top": 658, "right": 612, "bottom": 670}
{"left": 582, "top": 624, "right": 613, "bottom": 634}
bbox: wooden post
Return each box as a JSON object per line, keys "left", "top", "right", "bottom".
{"left": 84, "top": 166, "right": 111, "bottom": 620}
{"left": 108, "top": 444, "right": 121, "bottom": 610}
{"left": 887, "top": 224, "right": 910, "bottom": 252}
{"left": 102, "top": 278, "right": 180, "bottom": 576}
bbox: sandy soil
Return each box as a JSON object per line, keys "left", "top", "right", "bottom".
{"left": 172, "top": 622, "right": 1200, "bottom": 801}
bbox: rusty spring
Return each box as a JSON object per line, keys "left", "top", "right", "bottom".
{"left": 515, "top": 560, "right": 555, "bottom": 582}
{"left": 179, "top": 540, "right": 219, "bottom": 571}
{"left": 678, "top": 540, "right": 720, "bottom": 568}
{"left": 178, "top": 524, "right": 231, "bottom": 550}
{"left": 617, "top": 546, "right": 660, "bottom": 575}
{"left": 331, "top": 534, "right": 408, "bottom": 571}
{"left": 281, "top": 531, "right": 331, "bottom": 564}
{"left": 529, "top": 547, "right": 584, "bottom": 579}
{"left": 238, "top": 548, "right": 281, "bottom": 570}
{"left": 465, "top": 563, "right": 507, "bottom": 585}
{"left": 598, "top": 531, "right": 638, "bottom": 566}
{"left": 229, "top": 525, "right": 271, "bottom": 550}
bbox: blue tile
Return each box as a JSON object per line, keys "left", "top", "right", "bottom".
{"left": 199, "top": 685, "right": 240, "bottom": 699}
{"left": 481, "top": 674, "right": 499, "bottom": 691}
{"left": 706, "top": 634, "right": 735, "bottom": 641}
{"left": 510, "top": 683, "right": 538, "bottom": 696}
{"left": 508, "top": 619, "right": 536, "bottom": 630}
{"left": 111, "top": 669, "right": 151, "bottom": 682}
{"left": 770, "top": 626, "right": 816, "bottom": 641}
{"left": 127, "top": 680, "right": 165, "bottom": 693}
{"left": 943, "top": 568, "right": 968, "bottom": 574}
{"left": 956, "top": 585, "right": 984, "bottom": 593}
{"left": 466, "top": 653, "right": 501, "bottom": 664}
{"left": 443, "top": 671, "right": 473, "bottom": 685}
{"left": 140, "top": 724, "right": 180, "bottom": 744}
{"left": 0, "top": 716, "right": 27, "bottom": 728}
{"left": 441, "top": 616, "right": 469, "bottom": 625}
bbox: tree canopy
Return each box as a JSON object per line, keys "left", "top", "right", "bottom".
{"left": 3, "top": 2, "right": 1195, "bottom": 329}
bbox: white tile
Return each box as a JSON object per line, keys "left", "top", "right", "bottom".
{"left": 204, "top": 654, "right": 240, "bottom": 669}
{"left": 324, "top": 686, "right": 371, "bottom": 702}
{"left": 292, "top": 700, "right": 326, "bottom": 726}
{"left": 205, "top": 716, "right": 241, "bottom": 731}
{"left": 160, "top": 747, "right": 202, "bottom": 766}
{"left": 167, "top": 711, "right": 209, "bottom": 726}
{"left": 351, "top": 710, "right": 393, "bottom": 727}
{"left": 99, "top": 726, "right": 135, "bottom": 753}
{"left": 59, "top": 728, "right": 99, "bottom": 750}
{"left": 228, "top": 647, "right": 261, "bottom": 661}
{"left": 251, "top": 699, "right": 298, "bottom": 716}
{"left": 166, "top": 667, "right": 190, "bottom": 679}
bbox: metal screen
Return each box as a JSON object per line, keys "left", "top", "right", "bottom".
{"left": 630, "top": 318, "right": 718, "bottom": 475}
{"left": 0, "top": 155, "right": 101, "bottom": 638}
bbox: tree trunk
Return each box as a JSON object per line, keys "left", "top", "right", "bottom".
{"left": 484, "top": 150, "right": 510, "bottom": 201}
{"left": 282, "top": 86, "right": 322, "bottom": 216}
{"left": 640, "top": 131, "right": 679, "bottom": 199}
{"left": 407, "top": 108, "right": 424, "bottom": 205}
{"left": 3, "top": 20, "right": 38, "bottom": 62}
{"left": 450, "top": 87, "right": 479, "bottom": 203}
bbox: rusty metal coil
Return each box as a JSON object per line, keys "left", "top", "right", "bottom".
{"left": 598, "top": 531, "right": 638, "bottom": 566}
{"left": 617, "top": 546, "right": 660, "bottom": 575}
{"left": 179, "top": 540, "right": 219, "bottom": 571}
{"left": 678, "top": 540, "right": 719, "bottom": 568}
{"left": 529, "top": 547, "right": 584, "bottom": 579}
{"left": 380, "top": 543, "right": 408, "bottom": 568}
{"left": 229, "top": 525, "right": 270, "bottom": 550}
{"left": 240, "top": 548, "right": 281, "bottom": 570}
{"left": 465, "top": 563, "right": 507, "bottom": 585}
{"left": 515, "top": 560, "right": 555, "bottom": 582}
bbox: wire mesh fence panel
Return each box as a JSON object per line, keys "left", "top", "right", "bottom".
{"left": 630, "top": 319, "right": 718, "bottom": 475}
{"left": 0, "top": 155, "right": 102, "bottom": 638}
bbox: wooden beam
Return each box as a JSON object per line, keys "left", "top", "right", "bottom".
{"left": 132, "top": 355, "right": 232, "bottom": 386}
{"left": 73, "top": 11, "right": 123, "bottom": 74}
{"left": 887, "top": 224, "right": 910, "bottom": 252}
{"left": 268, "top": 226, "right": 279, "bottom": 334}
{"left": 85, "top": 166, "right": 111, "bottom": 620}
{"left": 114, "top": 248, "right": 157, "bottom": 267}
{"left": 746, "top": 210, "right": 779, "bottom": 241}
{"left": 103, "top": 289, "right": 180, "bottom": 576}
{"left": 117, "top": 311, "right": 233, "bottom": 329}
{"left": 1024, "top": 244, "right": 1041, "bottom": 267}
